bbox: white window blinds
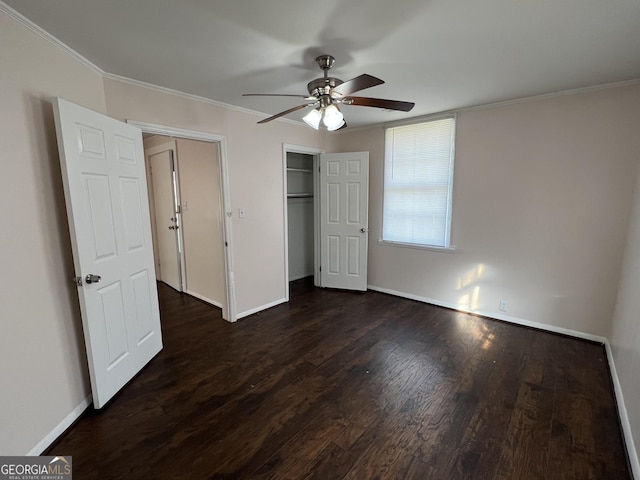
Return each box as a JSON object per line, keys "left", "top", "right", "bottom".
{"left": 383, "top": 116, "right": 456, "bottom": 247}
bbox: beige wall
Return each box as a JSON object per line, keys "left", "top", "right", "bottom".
{"left": 103, "top": 77, "right": 333, "bottom": 317}
{"left": 177, "top": 138, "right": 226, "bottom": 306}
{"left": 611, "top": 163, "right": 640, "bottom": 476}
{"left": 0, "top": 10, "right": 106, "bottom": 454}
{"left": 336, "top": 84, "right": 640, "bottom": 338}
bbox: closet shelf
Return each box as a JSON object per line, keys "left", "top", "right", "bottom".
{"left": 287, "top": 193, "right": 313, "bottom": 198}
{"left": 287, "top": 167, "right": 313, "bottom": 173}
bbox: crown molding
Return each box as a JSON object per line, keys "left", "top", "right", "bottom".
{"left": 102, "top": 72, "right": 302, "bottom": 127}
{"left": 357, "top": 77, "right": 640, "bottom": 133}
{"left": 460, "top": 78, "right": 640, "bottom": 113}
{"left": 0, "top": 0, "right": 104, "bottom": 75}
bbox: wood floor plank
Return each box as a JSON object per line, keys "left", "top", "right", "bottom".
{"left": 493, "top": 356, "right": 554, "bottom": 479}
{"left": 246, "top": 412, "right": 345, "bottom": 480}
{"left": 45, "top": 278, "right": 632, "bottom": 479}
{"left": 302, "top": 442, "right": 355, "bottom": 480}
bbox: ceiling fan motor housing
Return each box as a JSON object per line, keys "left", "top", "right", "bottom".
{"left": 307, "top": 77, "right": 344, "bottom": 98}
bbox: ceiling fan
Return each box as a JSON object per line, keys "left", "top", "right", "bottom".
{"left": 243, "top": 55, "right": 415, "bottom": 131}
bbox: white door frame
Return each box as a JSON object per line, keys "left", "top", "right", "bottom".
{"left": 282, "top": 144, "right": 324, "bottom": 301}
{"left": 129, "top": 120, "right": 237, "bottom": 322}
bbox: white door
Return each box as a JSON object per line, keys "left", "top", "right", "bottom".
{"left": 146, "top": 143, "right": 183, "bottom": 291}
{"left": 320, "top": 152, "right": 369, "bottom": 291}
{"left": 53, "top": 98, "right": 163, "bottom": 409}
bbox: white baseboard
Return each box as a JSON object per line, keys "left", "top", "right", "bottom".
{"left": 605, "top": 341, "right": 640, "bottom": 479}
{"left": 368, "top": 284, "right": 639, "bottom": 476}
{"left": 236, "top": 297, "right": 287, "bottom": 320}
{"left": 27, "top": 394, "right": 92, "bottom": 455}
{"left": 185, "top": 289, "right": 223, "bottom": 309}
{"left": 367, "top": 284, "right": 607, "bottom": 343}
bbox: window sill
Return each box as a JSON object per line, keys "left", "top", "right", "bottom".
{"left": 377, "top": 239, "right": 457, "bottom": 253}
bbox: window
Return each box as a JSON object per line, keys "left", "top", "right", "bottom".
{"left": 382, "top": 116, "right": 456, "bottom": 248}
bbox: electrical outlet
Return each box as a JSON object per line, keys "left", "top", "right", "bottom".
{"left": 499, "top": 300, "right": 508, "bottom": 312}
{"left": 238, "top": 207, "right": 246, "bottom": 218}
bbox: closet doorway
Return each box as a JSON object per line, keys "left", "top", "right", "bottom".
{"left": 143, "top": 133, "right": 227, "bottom": 313}
{"left": 284, "top": 145, "right": 323, "bottom": 300}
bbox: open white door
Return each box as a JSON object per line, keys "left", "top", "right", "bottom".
{"left": 320, "top": 152, "right": 369, "bottom": 291}
{"left": 53, "top": 98, "right": 163, "bottom": 409}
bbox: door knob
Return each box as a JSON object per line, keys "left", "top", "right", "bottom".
{"left": 360, "top": 228, "right": 369, "bottom": 233}
{"left": 85, "top": 274, "right": 101, "bottom": 284}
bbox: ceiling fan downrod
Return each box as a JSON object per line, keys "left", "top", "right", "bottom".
{"left": 307, "top": 55, "right": 343, "bottom": 98}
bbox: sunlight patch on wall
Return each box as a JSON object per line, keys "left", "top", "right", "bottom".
{"left": 458, "top": 285, "right": 481, "bottom": 312}
{"left": 456, "top": 264, "right": 486, "bottom": 290}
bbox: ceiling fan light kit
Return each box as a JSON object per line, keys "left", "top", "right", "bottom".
{"left": 303, "top": 103, "right": 345, "bottom": 131}
{"left": 243, "top": 54, "right": 415, "bottom": 130}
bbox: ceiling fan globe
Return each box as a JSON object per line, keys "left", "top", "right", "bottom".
{"left": 303, "top": 108, "right": 322, "bottom": 130}
{"left": 323, "top": 104, "right": 344, "bottom": 130}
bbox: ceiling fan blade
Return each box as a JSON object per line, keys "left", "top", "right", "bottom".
{"left": 243, "top": 93, "right": 314, "bottom": 99}
{"left": 257, "top": 103, "right": 313, "bottom": 124}
{"left": 332, "top": 74, "right": 385, "bottom": 96}
{"left": 343, "top": 96, "right": 415, "bottom": 112}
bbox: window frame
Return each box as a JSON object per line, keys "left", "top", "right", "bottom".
{"left": 380, "top": 113, "right": 457, "bottom": 251}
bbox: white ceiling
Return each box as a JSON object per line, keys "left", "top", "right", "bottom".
{"left": 5, "top": 0, "right": 640, "bottom": 128}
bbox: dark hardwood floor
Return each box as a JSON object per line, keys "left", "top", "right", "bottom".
{"left": 47, "top": 278, "right": 631, "bottom": 479}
